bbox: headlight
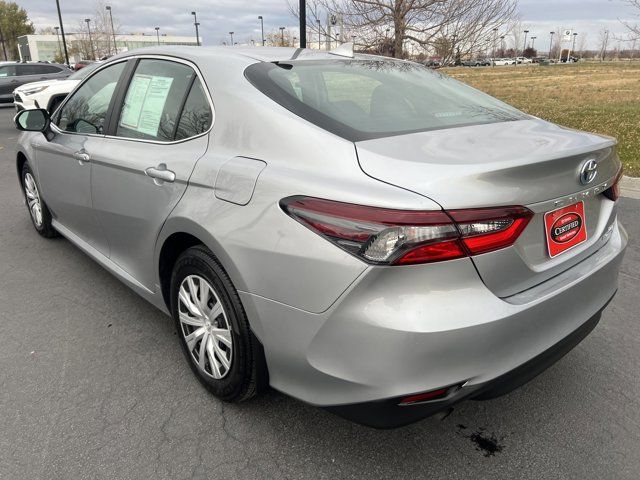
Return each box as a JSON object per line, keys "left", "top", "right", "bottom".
{"left": 22, "top": 85, "right": 49, "bottom": 96}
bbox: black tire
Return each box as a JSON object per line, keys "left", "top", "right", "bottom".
{"left": 170, "top": 245, "right": 267, "bottom": 402}
{"left": 21, "top": 163, "right": 57, "bottom": 238}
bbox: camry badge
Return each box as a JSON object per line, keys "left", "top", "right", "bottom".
{"left": 579, "top": 159, "right": 598, "bottom": 185}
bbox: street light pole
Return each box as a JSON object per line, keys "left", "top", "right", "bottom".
{"left": 106, "top": 6, "right": 117, "bottom": 55}
{"left": 155, "top": 27, "right": 160, "bottom": 45}
{"left": 299, "top": 0, "right": 306, "bottom": 48}
{"left": 317, "top": 19, "right": 321, "bottom": 50}
{"left": 85, "top": 18, "right": 95, "bottom": 60}
{"left": 522, "top": 29, "right": 529, "bottom": 56}
{"left": 571, "top": 32, "right": 578, "bottom": 58}
{"left": 54, "top": 26, "right": 62, "bottom": 59}
{"left": 531, "top": 36, "right": 537, "bottom": 51}
{"left": 258, "top": 16, "right": 265, "bottom": 46}
{"left": 191, "top": 12, "right": 200, "bottom": 46}
{"left": 279, "top": 26, "right": 285, "bottom": 47}
{"left": 492, "top": 27, "right": 498, "bottom": 66}
{"left": 55, "top": 0, "right": 70, "bottom": 66}
{"left": 229, "top": 31, "right": 234, "bottom": 46}
{"left": 549, "top": 31, "right": 555, "bottom": 60}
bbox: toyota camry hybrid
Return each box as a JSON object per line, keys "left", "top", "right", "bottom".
{"left": 14, "top": 46, "right": 627, "bottom": 428}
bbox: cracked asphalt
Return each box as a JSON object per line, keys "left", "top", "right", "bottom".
{"left": 1, "top": 105, "right": 639, "bottom": 479}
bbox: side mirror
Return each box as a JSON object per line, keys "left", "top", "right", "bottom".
{"left": 15, "top": 108, "right": 53, "bottom": 141}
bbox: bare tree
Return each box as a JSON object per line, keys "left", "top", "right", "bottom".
{"left": 620, "top": 0, "right": 640, "bottom": 39}
{"left": 290, "top": 0, "right": 517, "bottom": 59}
{"left": 72, "top": 0, "right": 121, "bottom": 60}
{"left": 598, "top": 28, "right": 610, "bottom": 60}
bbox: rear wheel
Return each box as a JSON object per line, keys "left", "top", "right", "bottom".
{"left": 170, "top": 245, "right": 265, "bottom": 402}
{"left": 21, "top": 163, "right": 57, "bottom": 238}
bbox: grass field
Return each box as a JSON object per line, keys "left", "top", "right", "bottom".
{"left": 444, "top": 62, "right": 640, "bottom": 177}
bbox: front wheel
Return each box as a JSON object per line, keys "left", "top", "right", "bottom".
{"left": 21, "top": 163, "right": 57, "bottom": 238}
{"left": 170, "top": 245, "right": 267, "bottom": 402}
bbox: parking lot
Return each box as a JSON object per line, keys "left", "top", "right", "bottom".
{"left": 0, "top": 104, "right": 638, "bottom": 479}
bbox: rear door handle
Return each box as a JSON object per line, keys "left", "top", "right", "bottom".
{"left": 73, "top": 151, "right": 91, "bottom": 163}
{"left": 145, "top": 165, "right": 175, "bottom": 183}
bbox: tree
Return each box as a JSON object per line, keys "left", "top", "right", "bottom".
{"left": 0, "top": 1, "right": 34, "bottom": 60}
{"left": 72, "top": 0, "right": 121, "bottom": 60}
{"left": 620, "top": 0, "right": 640, "bottom": 39}
{"left": 290, "top": 0, "right": 517, "bottom": 59}
{"left": 523, "top": 46, "right": 536, "bottom": 58}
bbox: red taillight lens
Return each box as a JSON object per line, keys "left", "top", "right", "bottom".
{"left": 603, "top": 169, "right": 623, "bottom": 202}
{"left": 400, "top": 388, "right": 449, "bottom": 405}
{"left": 280, "top": 196, "right": 533, "bottom": 266}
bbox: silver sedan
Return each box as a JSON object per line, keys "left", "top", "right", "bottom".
{"left": 14, "top": 47, "right": 627, "bottom": 428}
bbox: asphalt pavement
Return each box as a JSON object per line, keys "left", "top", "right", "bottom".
{"left": 0, "top": 105, "right": 638, "bottom": 479}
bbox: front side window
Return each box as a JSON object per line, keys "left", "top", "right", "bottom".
{"left": 18, "top": 65, "right": 62, "bottom": 76}
{"left": 57, "top": 62, "right": 125, "bottom": 134}
{"left": 245, "top": 59, "right": 527, "bottom": 142}
{"left": 0, "top": 65, "right": 16, "bottom": 77}
{"left": 116, "top": 59, "right": 198, "bottom": 142}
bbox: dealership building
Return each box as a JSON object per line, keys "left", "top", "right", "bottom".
{"left": 17, "top": 33, "right": 201, "bottom": 62}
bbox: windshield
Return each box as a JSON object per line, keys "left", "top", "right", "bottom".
{"left": 245, "top": 58, "right": 527, "bottom": 141}
{"left": 68, "top": 62, "right": 100, "bottom": 80}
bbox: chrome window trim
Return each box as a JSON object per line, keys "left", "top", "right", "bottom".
{"left": 50, "top": 54, "right": 215, "bottom": 146}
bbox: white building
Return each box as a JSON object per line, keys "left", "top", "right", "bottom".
{"left": 17, "top": 33, "right": 201, "bottom": 63}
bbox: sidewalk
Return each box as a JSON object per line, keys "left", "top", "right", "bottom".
{"left": 621, "top": 175, "right": 640, "bottom": 200}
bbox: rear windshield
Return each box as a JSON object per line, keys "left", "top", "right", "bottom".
{"left": 245, "top": 59, "right": 527, "bottom": 141}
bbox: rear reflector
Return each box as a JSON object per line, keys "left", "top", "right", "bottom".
{"left": 400, "top": 388, "right": 449, "bottom": 405}
{"left": 281, "top": 196, "right": 533, "bottom": 266}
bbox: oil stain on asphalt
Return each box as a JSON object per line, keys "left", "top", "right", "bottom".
{"left": 457, "top": 424, "right": 505, "bottom": 457}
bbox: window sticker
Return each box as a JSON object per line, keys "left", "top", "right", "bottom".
{"left": 120, "top": 74, "right": 174, "bottom": 137}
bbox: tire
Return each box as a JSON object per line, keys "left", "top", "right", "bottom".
{"left": 170, "top": 245, "right": 266, "bottom": 402}
{"left": 21, "top": 163, "right": 57, "bottom": 238}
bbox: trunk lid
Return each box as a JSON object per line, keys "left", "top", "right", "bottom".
{"left": 355, "top": 118, "right": 621, "bottom": 297}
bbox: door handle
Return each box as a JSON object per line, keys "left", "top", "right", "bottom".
{"left": 145, "top": 165, "right": 175, "bottom": 183}
{"left": 73, "top": 151, "right": 91, "bottom": 163}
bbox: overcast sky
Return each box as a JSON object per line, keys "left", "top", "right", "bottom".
{"left": 24, "top": 0, "right": 640, "bottom": 50}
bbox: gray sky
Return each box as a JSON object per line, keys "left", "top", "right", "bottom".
{"left": 24, "top": 0, "right": 640, "bottom": 50}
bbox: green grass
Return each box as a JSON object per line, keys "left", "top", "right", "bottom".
{"left": 443, "top": 62, "right": 640, "bottom": 177}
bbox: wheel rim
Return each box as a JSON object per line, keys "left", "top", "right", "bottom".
{"left": 24, "top": 172, "right": 43, "bottom": 228}
{"left": 178, "top": 275, "right": 233, "bottom": 379}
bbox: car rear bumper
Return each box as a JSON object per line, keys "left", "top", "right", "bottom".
{"left": 240, "top": 218, "right": 627, "bottom": 426}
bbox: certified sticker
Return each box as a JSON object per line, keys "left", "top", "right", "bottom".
{"left": 544, "top": 201, "right": 587, "bottom": 257}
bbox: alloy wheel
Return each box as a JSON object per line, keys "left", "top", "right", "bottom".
{"left": 178, "top": 274, "right": 233, "bottom": 379}
{"left": 24, "top": 173, "right": 43, "bottom": 228}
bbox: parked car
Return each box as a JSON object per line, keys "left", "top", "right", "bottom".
{"left": 0, "top": 62, "right": 71, "bottom": 103}
{"left": 74, "top": 59, "right": 96, "bottom": 71}
{"left": 13, "top": 47, "right": 627, "bottom": 428}
{"left": 492, "top": 58, "right": 515, "bottom": 66}
{"left": 561, "top": 56, "right": 580, "bottom": 63}
{"left": 14, "top": 62, "right": 101, "bottom": 113}
{"left": 515, "top": 56, "right": 533, "bottom": 64}
{"left": 462, "top": 59, "right": 490, "bottom": 67}
{"left": 423, "top": 59, "right": 441, "bottom": 68}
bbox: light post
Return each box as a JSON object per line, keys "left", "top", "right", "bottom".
{"left": 549, "top": 31, "right": 555, "bottom": 60}
{"left": 258, "top": 16, "right": 265, "bottom": 46}
{"left": 317, "top": 19, "right": 321, "bottom": 50}
{"left": 229, "top": 31, "right": 234, "bottom": 46}
{"left": 299, "top": 0, "right": 306, "bottom": 48}
{"left": 531, "top": 36, "right": 536, "bottom": 51}
{"left": 451, "top": 33, "right": 457, "bottom": 65}
{"left": 155, "top": 27, "right": 160, "bottom": 45}
{"left": 106, "top": 6, "right": 117, "bottom": 55}
{"left": 55, "top": 0, "right": 70, "bottom": 66}
{"left": 191, "top": 12, "right": 200, "bottom": 46}
{"left": 522, "top": 29, "right": 529, "bottom": 56}
{"left": 279, "top": 26, "right": 285, "bottom": 47}
{"left": 571, "top": 32, "right": 578, "bottom": 58}
{"left": 54, "top": 26, "right": 62, "bottom": 59}
{"left": 85, "top": 18, "right": 95, "bottom": 60}
{"left": 492, "top": 27, "right": 498, "bottom": 66}
{"left": 293, "top": 36, "right": 297, "bottom": 47}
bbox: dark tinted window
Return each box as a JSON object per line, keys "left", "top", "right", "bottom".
{"left": 57, "top": 62, "right": 125, "bottom": 134}
{"left": 245, "top": 59, "right": 526, "bottom": 141}
{"left": 116, "top": 59, "right": 195, "bottom": 142}
{"left": 0, "top": 65, "right": 16, "bottom": 77}
{"left": 18, "top": 64, "right": 62, "bottom": 75}
{"left": 174, "top": 79, "right": 212, "bottom": 140}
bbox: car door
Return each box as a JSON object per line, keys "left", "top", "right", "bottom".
{"left": 91, "top": 57, "right": 212, "bottom": 290}
{"left": 34, "top": 61, "right": 128, "bottom": 256}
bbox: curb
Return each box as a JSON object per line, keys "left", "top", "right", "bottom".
{"left": 621, "top": 175, "right": 640, "bottom": 200}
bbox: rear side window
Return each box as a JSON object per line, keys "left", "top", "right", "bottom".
{"left": 18, "top": 64, "right": 62, "bottom": 75}
{"left": 174, "top": 79, "right": 212, "bottom": 140}
{"left": 245, "top": 59, "right": 527, "bottom": 142}
{"left": 116, "top": 59, "right": 198, "bottom": 142}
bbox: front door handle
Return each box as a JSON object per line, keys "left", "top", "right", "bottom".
{"left": 73, "top": 151, "right": 91, "bottom": 164}
{"left": 145, "top": 164, "right": 175, "bottom": 183}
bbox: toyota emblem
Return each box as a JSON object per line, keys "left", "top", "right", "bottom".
{"left": 579, "top": 159, "right": 598, "bottom": 185}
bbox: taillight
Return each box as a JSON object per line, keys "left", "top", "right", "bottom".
{"left": 280, "top": 196, "right": 533, "bottom": 265}
{"left": 603, "top": 168, "right": 623, "bottom": 202}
